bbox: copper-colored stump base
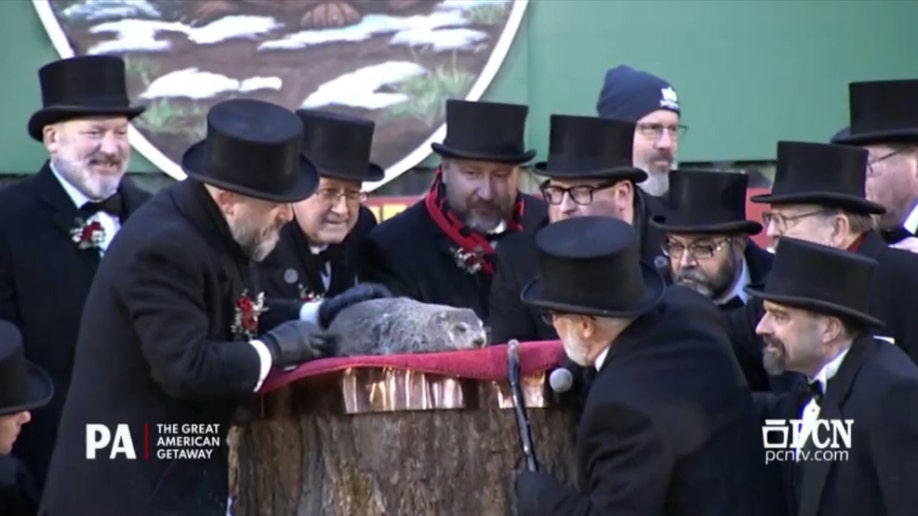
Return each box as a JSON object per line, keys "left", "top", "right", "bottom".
{"left": 230, "top": 370, "right": 577, "bottom": 516}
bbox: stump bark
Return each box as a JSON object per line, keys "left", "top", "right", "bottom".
{"left": 231, "top": 372, "right": 577, "bottom": 516}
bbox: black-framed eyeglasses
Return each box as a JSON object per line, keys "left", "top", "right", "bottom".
{"left": 661, "top": 238, "right": 730, "bottom": 260}
{"left": 761, "top": 209, "right": 828, "bottom": 233}
{"left": 636, "top": 123, "right": 687, "bottom": 141}
{"left": 539, "top": 179, "right": 619, "bottom": 206}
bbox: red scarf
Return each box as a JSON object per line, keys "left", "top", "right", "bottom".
{"left": 423, "top": 168, "right": 524, "bottom": 275}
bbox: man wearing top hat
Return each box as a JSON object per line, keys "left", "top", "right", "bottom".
{"left": 489, "top": 114, "right": 669, "bottom": 345}
{"left": 40, "top": 99, "right": 390, "bottom": 515}
{"left": 750, "top": 237, "right": 918, "bottom": 516}
{"left": 0, "top": 55, "right": 152, "bottom": 513}
{"left": 831, "top": 79, "right": 918, "bottom": 250}
{"left": 0, "top": 321, "right": 53, "bottom": 514}
{"left": 362, "top": 99, "right": 547, "bottom": 320}
{"left": 257, "top": 109, "right": 385, "bottom": 330}
{"left": 651, "top": 169, "right": 774, "bottom": 389}
{"left": 732, "top": 141, "right": 918, "bottom": 372}
{"left": 596, "top": 64, "right": 682, "bottom": 197}
{"left": 512, "top": 216, "right": 776, "bottom": 516}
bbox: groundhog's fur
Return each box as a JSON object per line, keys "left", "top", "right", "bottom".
{"left": 324, "top": 297, "right": 487, "bottom": 356}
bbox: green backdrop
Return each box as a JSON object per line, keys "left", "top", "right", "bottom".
{"left": 1, "top": 0, "right": 917, "bottom": 175}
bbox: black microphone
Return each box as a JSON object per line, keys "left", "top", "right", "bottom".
{"left": 507, "top": 339, "right": 538, "bottom": 472}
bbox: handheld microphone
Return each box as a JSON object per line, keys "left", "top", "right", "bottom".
{"left": 548, "top": 367, "right": 574, "bottom": 393}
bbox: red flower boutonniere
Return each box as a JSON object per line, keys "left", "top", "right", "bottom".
{"left": 297, "top": 283, "right": 324, "bottom": 303}
{"left": 451, "top": 246, "right": 484, "bottom": 275}
{"left": 70, "top": 218, "right": 105, "bottom": 250}
{"left": 232, "top": 290, "right": 267, "bottom": 339}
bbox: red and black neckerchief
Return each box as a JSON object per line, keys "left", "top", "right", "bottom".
{"left": 423, "top": 167, "right": 525, "bottom": 275}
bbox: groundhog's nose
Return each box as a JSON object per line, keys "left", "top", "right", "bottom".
{"left": 472, "top": 336, "right": 485, "bottom": 347}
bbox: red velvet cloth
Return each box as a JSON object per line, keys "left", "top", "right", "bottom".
{"left": 259, "top": 340, "right": 565, "bottom": 394}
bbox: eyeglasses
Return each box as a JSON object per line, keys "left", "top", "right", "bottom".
{"left": 315, "top": 188, "right": 367, "bottom": 205}
{"left": 866, "top": 149, "right": 902, "bottom": 177}
{"left": 761, "top": 209, "right": 827, "bottom": 233}
{"left": 540, "top": 180, "right": 619, "bottom": 206}
{"left": 636, "top": 123, "right": 687, "bottom": 141}
{"left": 661, "top": 239, "right": 729, "bottom": 260}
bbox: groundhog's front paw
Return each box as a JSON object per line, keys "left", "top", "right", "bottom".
{"left": 300, "top": 1, "right": 362, "bottom": 29}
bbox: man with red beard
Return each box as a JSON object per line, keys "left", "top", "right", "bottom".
{"left": 596, "top": 64, "right": 682, "bottom": 197}
{"left": 362, "top": 99, "right": 547, "bottom": 319}
{"left": 0, "top": 55, "right": 151, "bottom": 515}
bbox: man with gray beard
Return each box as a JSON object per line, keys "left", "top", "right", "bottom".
{"left": 596, "top": 64, "right": 682, "bottom": 197}
{"left": 362, "top": 99, "right": 547, "bottom": 320}
{"left": 40, "top": 99, "right": 390, "bottom": 515}
{"left": 0, "top": 55, "right": 152, "bottom": 515}
{"left": 652, "top": 170, "right": 772, "bottom": 307}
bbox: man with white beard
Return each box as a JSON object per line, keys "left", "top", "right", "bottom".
{"left": 0, "top": 55, "right": 152, "bottom": 515}
{"left": 40, "top": 98, "right": 390, "bottom": 515}
{"left": 513, "top": 216, "right": 778, "bottom": 516}
{"left": 596, "top": 64, "right": 682, "bottom": 197}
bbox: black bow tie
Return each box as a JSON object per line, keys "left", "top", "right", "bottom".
{"left": 81, "top": 193, "right": 123, "bottom": 217}
{"left": 881, "top": 226, "right": 913, "bottom": 244}
{"left": 807, "top": 380, "right": 823, "bottom": 406}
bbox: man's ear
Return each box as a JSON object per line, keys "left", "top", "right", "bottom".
{"left": 579, "top": 316, "right": 596, "bottom": 340}
{"left": 42, "top": 125, "right": 59, "bottom": 153}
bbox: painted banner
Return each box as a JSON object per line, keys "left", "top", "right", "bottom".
{"left": 33, "top": 0, "right": 529, "bottom": 191}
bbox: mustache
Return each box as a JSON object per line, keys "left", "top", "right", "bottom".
{"left": 88, "top": 153, "right": 122, "bottom": 166}
{"left": 674, "top": 268, "right": 706, "bottom": 283}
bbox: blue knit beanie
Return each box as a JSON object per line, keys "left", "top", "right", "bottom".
{"left": 596, "top": 65, "right": 680, "bottom": 122}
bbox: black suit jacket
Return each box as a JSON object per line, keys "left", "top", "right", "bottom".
{"left": 523, "top": 287, "right": 780, "bottom": 516}
{"left": 488, "top": 190, "right": 669, "bottom": 345}
{"left": 361, "top": 194, "right": 547, "bottom": 320}
{"left": 0, "top": 164, "right": 150, "bottom": 513}
{"left": 759, "top": 336, "right": 918, "bottom": 516}
{"left": 728, "top": 230, "right": 918, "bottom": 392}
{"left": 256, "top": 205, "right": 377, "bottom": 330}
{"left": 40, "top": 180, "right": 269, "bottom": 516}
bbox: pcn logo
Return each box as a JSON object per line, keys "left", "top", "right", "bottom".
{"left": 86, "top": 423, "right": 140, "bottom": 460}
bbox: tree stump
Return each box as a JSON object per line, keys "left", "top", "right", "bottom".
{"left": 231, "top": 369, "right": 577, "bottom": 515}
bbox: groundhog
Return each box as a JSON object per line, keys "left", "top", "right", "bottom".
{"left": 322, "top": 297, "right": 487, "bottom": 356}
{"left": 187, "top": 0, "right": 423, "bottom": 30}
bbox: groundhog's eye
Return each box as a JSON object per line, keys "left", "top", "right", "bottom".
{"left": 452, "top": 323, "right": 468, "bottom": 334}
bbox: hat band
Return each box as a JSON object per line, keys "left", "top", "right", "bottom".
{"left": 543, "top": 154, "right": 633, "bottom": 172}
{"left": 439, "top": 138, "right": 524, "bottom": 156}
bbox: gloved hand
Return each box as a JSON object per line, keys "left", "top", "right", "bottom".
{"left": 261, "top": 320, "right": 336, "bottom": 369}
{"left": 514, "top": 470, "right": 560, "bottom": 516}
{"left": 318, "top": 282, "right": 393, "bottom": 328}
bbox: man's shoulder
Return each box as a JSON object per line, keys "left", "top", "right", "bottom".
{"left": 367, "top": 200, "right": 428, "bottom": 245}
{"left": 0, "top": 175, "right": 40, "bottom": 216}
{"left": 877, "top": 244, "right": 918, "bottom": 275}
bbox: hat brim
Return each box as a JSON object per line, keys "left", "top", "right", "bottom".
{"left": 0, "top": 361, "right": 54, "bottom": 417}
{"left": 319, "top": 162, "right": 385, "bottom": 182}
{"left": 743, "top": 286, "right": 884, "bottom": 329}
{"left": 531, "top": 162, "right": 648, "bottom": 183}
{"left": 650, "top": 216, "right": 763, "bottom": 236}
{"left": 832, "top": 127, "right": 918, "bottom": 146}
{"left": 431, "top": 142, "right": 536, "bottom": 164}
{"left": 28, "top": 104, "right": 146, "bottom": 141}
{"left": 181, "top": 140, "right": 319, "bottom": 203}
{"left": 520, "top": 261, "right": 665, "bottom": 318}
{"left": 749, "top": 192, "right": 886, "bottom": 215}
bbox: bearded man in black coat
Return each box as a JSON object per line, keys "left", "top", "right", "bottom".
{"left": 0, "top": 55, "right": 151, "bottom": 514}
{"left": 39, "top": 99, "right": 391, "bottom": 515}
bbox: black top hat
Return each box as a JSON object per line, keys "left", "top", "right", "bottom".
{"left": 532, "top": 115, "right": 647, "bottom": 182}
{"left": 651, "top": 170, "right": 761, "bottom": 235}
{"left": 750, "top": 141, "right": 885, "bottom": 214}
{"left": 745, "top": 237, "right": 882, "bottom": 328}
{"left": 832, "top": 79, "right": 918, "bottom": 146}
{"left": 431, "top": 99, "right": 536, "bottom": 163}
{"left": 0, "top": 321, "right": 54, "bottom": 417}
{"left": 296, "top": 109, "right": 385, "bottom": 182}
{"left": 28, "top": 55, "right": 145, "bottom": 142}
{"left": 521, "top": 216, "right": 665, "bottom": 318}
{"left": 182, "top": 99, "right": 319, "bottom": 203}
